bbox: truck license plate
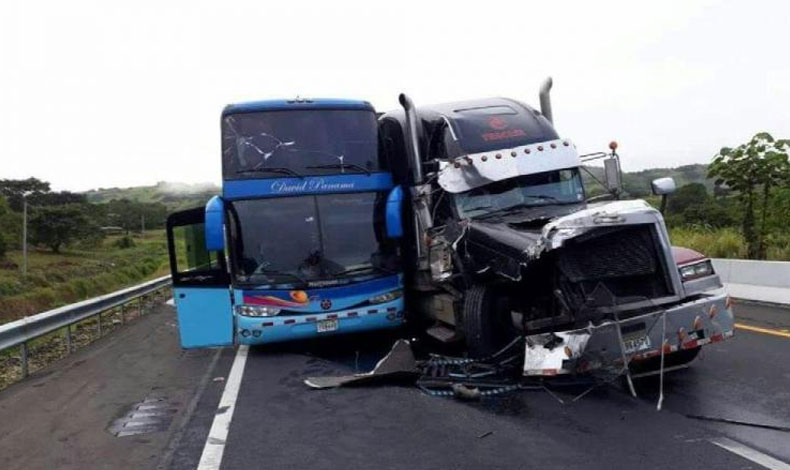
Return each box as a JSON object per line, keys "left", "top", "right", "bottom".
{"left": 623, "top": 335, "right": 651, "bottom": 354}
{"left": 316, "top": 319, "right": 338, "bottom": 333}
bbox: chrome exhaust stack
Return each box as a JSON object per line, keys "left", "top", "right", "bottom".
{"left": 399, "top": 93, "right": 424, "bottom": 185}
{"left": 398, "top": 93, "right": 433, "bottom": 261}
{"left": 539, "top": 77, "right": 554, "bottom": 124}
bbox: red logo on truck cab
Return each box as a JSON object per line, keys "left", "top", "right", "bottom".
{"left": 488, "top": 117, "right": 508, "bottom": 130}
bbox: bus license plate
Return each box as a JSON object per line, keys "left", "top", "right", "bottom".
{"left": 316, "top": 319, "right": 338, "bottom": 333}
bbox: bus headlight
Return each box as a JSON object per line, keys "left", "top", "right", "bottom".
{"left": 235, "top": 305, "right": 281, "bottom": 317}
{"left": 368, "top": 290, "right": 403, "bottom": 305}
{"left": 679, "top": 260, "right": 714, "bottom": 282}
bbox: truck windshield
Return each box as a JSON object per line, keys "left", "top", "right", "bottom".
{"left": 455, "top": 168, "right": 585, "bottom": 219}
{"left": 228, "top": 192, "right": 396, "bottom": 287}
{"left": 222, "top": 110, "right": 380, "bottom": 179}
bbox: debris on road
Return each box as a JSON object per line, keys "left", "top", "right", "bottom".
{"left": 304, "top": 339, "right": 419, "bottom": 389}
{"left": 304, "top": 332, "right": 686, "bottom": 406}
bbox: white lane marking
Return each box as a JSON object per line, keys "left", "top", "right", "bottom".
{"left": 156, "top": 348, "right": 222, "bottom": 470}
{"left": 197, "top": 345, "right": 249, "bottom": 470}
{"left": 710, "top": 437, "right": 790, "bottom": 470}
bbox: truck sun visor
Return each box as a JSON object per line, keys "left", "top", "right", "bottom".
{"left": 437, "top": 138, "right": 582, "bottom": 193}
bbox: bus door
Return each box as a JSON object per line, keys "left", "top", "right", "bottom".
{"left": 166, "top": 208, "right": 233, "bottom": 348}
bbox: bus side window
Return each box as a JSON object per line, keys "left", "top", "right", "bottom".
{"left": 172, "top": 223, "right": 219, "bottom": 274}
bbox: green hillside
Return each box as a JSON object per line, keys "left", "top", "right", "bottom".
{"left": 583, "top": 163, "right": 711, "bottom": 197}
{"left": 83, "top": 164, "right": 712, "bottom": 209}
{"left": 84, "top": 181, "right": 220, "bottom": 211}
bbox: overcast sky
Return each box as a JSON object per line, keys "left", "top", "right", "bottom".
{"left": 1, "top": 0, "right": 788, "bottom": 191}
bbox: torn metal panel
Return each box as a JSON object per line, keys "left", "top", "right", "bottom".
{"left": 428, "top": 237, "right": 454, "bottom": 282}
{"left": 304, "top": 339, "right": 419, "bottom": 389}
{"left": 539, "top": 199, "right": 664, "bottom": 251}
{"left": 523, "top": 330, "right": 591, "bottom": 376}
{"left": 449, "top": 199, "right": 667, "bottom": 285}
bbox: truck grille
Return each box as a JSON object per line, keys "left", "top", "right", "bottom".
{"left": 557, "top": 224, "right": 673, "bottom": 308}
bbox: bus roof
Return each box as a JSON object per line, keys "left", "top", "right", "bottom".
{"left": 222, "top": 98, "right": 374, "bottom": 116}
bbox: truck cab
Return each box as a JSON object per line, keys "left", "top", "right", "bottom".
{"left": 381, "top": 82, "right": 734, "bottom": 372}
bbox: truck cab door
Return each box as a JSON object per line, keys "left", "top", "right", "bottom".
{"left": 166, "top": 208, "right": 233, "bottom": 348}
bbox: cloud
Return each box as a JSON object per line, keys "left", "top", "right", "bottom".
{"left": 0, "top": 0, "right": 788, "bottom": 190}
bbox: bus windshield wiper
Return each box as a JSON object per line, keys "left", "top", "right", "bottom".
{"left": 306, "top": 163, "right": 371, "bottom": 176}
{"left": 237, "top": 167, "right": 304, "bottom": 178}
{"left": 332, "top": 265, "right": 394, "bottom": 276}
{"left": 249, "top": 269, "right": 308, "bottom": 286}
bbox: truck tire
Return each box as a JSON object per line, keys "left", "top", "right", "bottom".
{"left": 463, "top": 285, "right": 513, "bottom": 358}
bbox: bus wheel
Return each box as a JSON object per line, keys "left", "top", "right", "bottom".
{"left": 463, "top": 285, "right": 514, "bottom": 358}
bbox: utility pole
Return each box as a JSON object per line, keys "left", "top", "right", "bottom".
{"left": 22, "top": 192, "right": 29, "bottom": 276}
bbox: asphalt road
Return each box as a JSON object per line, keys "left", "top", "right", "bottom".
{"left": 1, "top": 301, "right": 789, "bottom": 469}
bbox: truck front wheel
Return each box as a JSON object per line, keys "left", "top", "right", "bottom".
{"left": 462, "top": 285, "right": 515, "bottom": 358}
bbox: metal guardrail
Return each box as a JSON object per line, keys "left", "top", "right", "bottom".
{"left": 0, "top": 275, "right": 172, "bottom": 379}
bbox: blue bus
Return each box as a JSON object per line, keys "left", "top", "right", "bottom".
{"left": 166, "top": 98, "right": 406, "bottom": 348}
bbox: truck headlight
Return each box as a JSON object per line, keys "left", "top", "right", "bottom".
{"left": 235, "top": 305, "right": 281, "bottom": 317}
{"left": 679, "top": 260, "right": 714, "bottom": 281}
{"left": 368, "top": 290, "right": 403, "bottom": 304}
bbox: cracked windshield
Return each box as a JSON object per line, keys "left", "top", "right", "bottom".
{"left": 222, "top": 109, "right": 380, "bottom": 178}
{"left": 455, "top": 168, "right": 585, "bottom": 218}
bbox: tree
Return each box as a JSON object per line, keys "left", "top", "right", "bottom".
{"left": 29, "top": 205, "right": 92, "bottom": 253}
{"left": 34, "top": 191, "right": 88, "bottom": 206}
{"left": 103, "top": 199, "right": 168, "bottom": 233}
{"left": 681, "top": 201, "right": 735, "bottom": 228}
{"left": 0, "top": 178, "right": 50, "bottom": 211}
{"left": 667, "top": 183, "right": 710, "bottom": 214}
{"left": 709, "top": 133, "right": 790, "bottom": 259}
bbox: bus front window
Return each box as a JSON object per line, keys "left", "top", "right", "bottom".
{"left": 222, "top": 110, "right": 380, "bottom": 179}
{"left": 229, "top": 193, "right": 396, "bottom": 287}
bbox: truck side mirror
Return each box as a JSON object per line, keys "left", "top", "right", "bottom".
{"left": 603, "top": 157, "right": 622, "bottom": 195}
{"left": 651, "top": 177, "right": 676, "bottom": 215}
{"left": 385, "top": 185, "right": 403, "bottom": 239}
{"left": 205, "top": 196, "right": 226, "bottom": 251}
{"left": 651, "top": 177, "right": 676, "bottom": 195}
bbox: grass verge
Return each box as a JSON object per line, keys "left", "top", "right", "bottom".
{"left": 0, "top": 230, "right": 170, "bottom": 325}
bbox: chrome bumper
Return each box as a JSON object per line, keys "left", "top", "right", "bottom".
{"left": 524, "top": 289, "right": 735, "bottom": 376}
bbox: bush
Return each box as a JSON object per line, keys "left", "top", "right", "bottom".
{"left": 669, "top": 227, "right": 746, "bottom": 259}
{"left": 113, "top": 236, "right": 135, "bottom": 249}
{"left": 0, "top": 278, "right": 21, "bottom": 296}
{"left": 765, "top": 232, "right": 790, "bottom": 261}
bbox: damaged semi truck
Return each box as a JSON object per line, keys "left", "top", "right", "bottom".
{"left": 379, "top": 78, "right": 735, "bottom": 375}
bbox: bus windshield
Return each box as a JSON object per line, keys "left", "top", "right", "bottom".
{"left": 222, "top": 110, "right": 380, "bottom": 179}
{"left": 455, "top": 168, "right": 585, "bottom": 219}
{"left": 228, "top": 192, "right": 397, "bottom": 287}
